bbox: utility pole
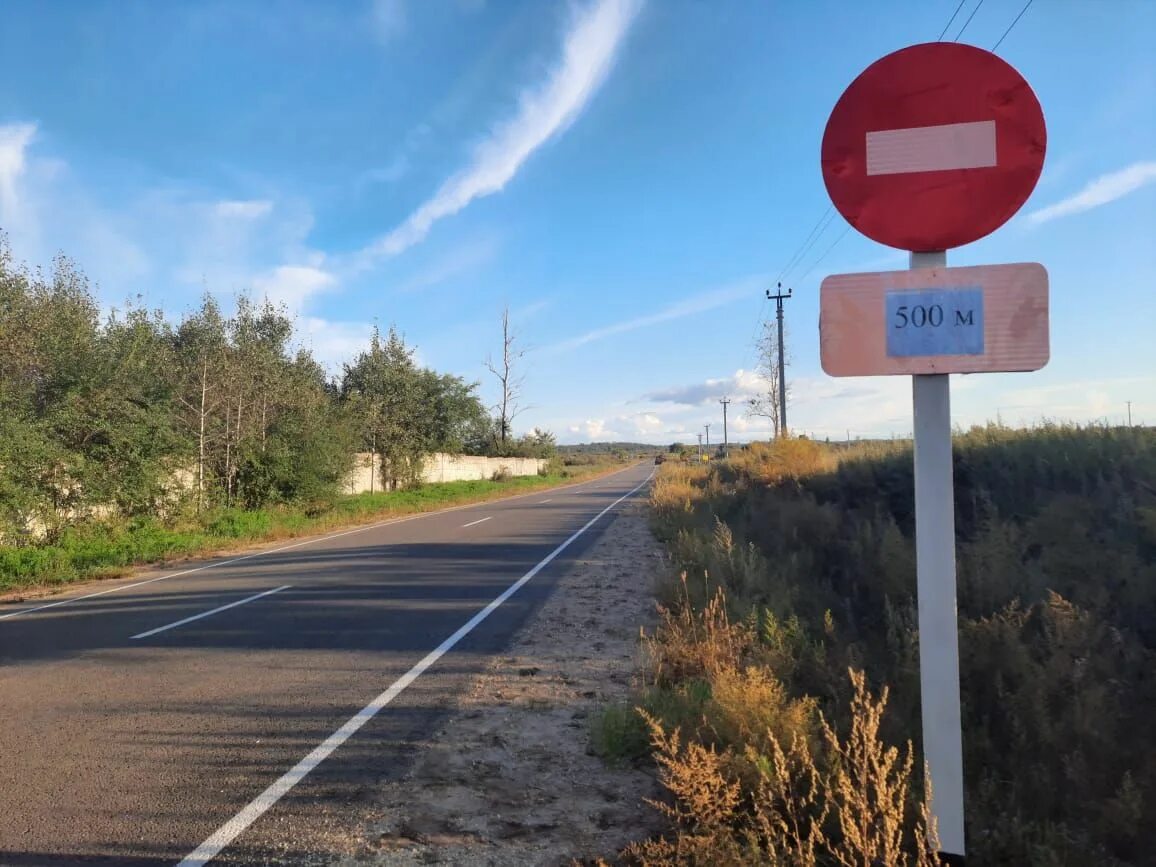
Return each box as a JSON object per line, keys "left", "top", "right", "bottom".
{"left": 720, "top": 397, "right": 731, "bottom": 457}
{"left": 1127, "top": 401, "right": 1133, "bottom": 426}
{"left": 766, "top": 282, "right": 792, "bottom": 438}
{"left": 704, "top": 423, "right": 711, "bottom": 448}
{"left": 696, "top": 432, "right": 703, "bottom": 456}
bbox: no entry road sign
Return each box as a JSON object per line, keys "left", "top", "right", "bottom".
{"left": 821, "top": 42, "right": 1046, "bottom": 251}
{"left": 818, "top": 41, "right": 1050, "bottom": 862}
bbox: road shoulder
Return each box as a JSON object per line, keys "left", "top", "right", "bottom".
{"left": 337, "top": 499, "right": 663, "bottom": 866}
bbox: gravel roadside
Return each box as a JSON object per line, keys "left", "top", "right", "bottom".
{"left": 334, "top": 500, "right": 663, "bottom": 866}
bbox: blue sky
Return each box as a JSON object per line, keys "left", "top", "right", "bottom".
{"left": 1, "top": 0, "right": 1153, "bottom": 443}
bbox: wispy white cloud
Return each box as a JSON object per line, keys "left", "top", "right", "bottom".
{"left": 1026, "top": 160, "right": 1156, "bottom": 224}
{"left": 396, "top": 235, "right": 499, "bottom": 292}
{"left": 357, "top": 0, "right": 643, "bottom": 265}
{"left": 510, "top": 298, "right": 551, "bottom": 324}
{"left": 547, "top": 277, "right": 762, "bottom": 353}
{"left": 361, "top": 156, "right": 410, "bottom": 187}
{"left": 214, "top": 199, "right": 273, "bottom": 220}
{"left": 370, "top": 0, "right": 407, "bottom": 44}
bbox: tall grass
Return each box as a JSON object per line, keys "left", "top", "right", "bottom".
{"left": 630, "top": 424, "right": 1156, "bottom": 865}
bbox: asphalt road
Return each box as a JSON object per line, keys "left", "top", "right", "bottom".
{"left": 0, "top": 463, "right": 654, "bottom": 866}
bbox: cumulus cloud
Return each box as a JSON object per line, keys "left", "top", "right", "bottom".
{"left": 0, "top": 122, "right": 36, "bottom": 222}
{"left": 253, "top": 265, "right": 336, "bottom": 311}
{"left": 358, "top": 0, "right": 643, "bottom": 264}
{"left": 564, "top": 411, "right": 673, "bottom": 443}
{"left": 1026, "top": 161, "right": 1156, "bottom": 224}
{"left": 0, "top": 121, "right": 331, "bottom": 313}
{"left": 297, "top": 316, "right": 377, "bottom": 371}
{"left": 645, "top": 369, "right": 765, "bottom": 407}
{"left": 568, "top": 418, "right": 615, "bottom": 441}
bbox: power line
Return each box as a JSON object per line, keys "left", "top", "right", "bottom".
{"left": 720, "top": 397, "right": 731, "bottom": 457}
{"left": 954, "top": 0, "right": 984, "bottom": 42}
{"left": 766, "top": 0, "right": 975, "bottom": 305}
{"left": 746, "top": 205, "right": 837, "bottom": 374}
{"left": 747, "top": 0, "right": 996, "bottom": 380}
{"left": 992, "top": 0, "right": 1033, "bottom": 51}
{"left": 795, "top": 224, "right": 852, "bottom": 286}
{"left": 776, "top": 206, "right": 834, "bottom": 285}
{"left": 938, "top": 0, "right": 968, "bottom": 40}
{"left": 782, "top": 209, "right": 840, "bottom": 286}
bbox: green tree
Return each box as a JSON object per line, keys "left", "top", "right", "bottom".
{"left": 83, "top": 301, "right": 183, "bottom": 515}
{"left": 341, "top": 326, "right": 425, "bottom": 489}
{"left": 171, "top": 295, "right": 228, "bottom": 510}
{"left": 342, "top": 326, "right": 490, "bottom": 489}
{"left": 234, "top": 349, "right": 355, "bottom": 507}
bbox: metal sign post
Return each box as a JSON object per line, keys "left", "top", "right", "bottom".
{"left": 816, "top": 41, "right": 1050, "bottom": 864}
{"left": 910, "top": 250, "right": 965, "bottom": 858}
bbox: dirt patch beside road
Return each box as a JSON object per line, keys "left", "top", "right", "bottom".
{"left": 338, "top": 501, "right": 663, "bottom": 866}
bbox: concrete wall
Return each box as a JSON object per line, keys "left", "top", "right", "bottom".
{"left": 344, "top": 453, "right": 546, "bottom": 494}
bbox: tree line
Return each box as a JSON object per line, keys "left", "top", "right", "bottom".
{"left": 0, "top": 248, "right": 554, "bottom": 540}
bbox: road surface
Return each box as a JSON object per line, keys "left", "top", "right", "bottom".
{"left": 0, "top": 463, "right": 653, "bottom": 866}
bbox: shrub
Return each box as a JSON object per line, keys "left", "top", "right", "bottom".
{"left": 631, "top": 426, "right": 1156, "bottom": 865}
{"left": 629, "top": 669, "right": 941, "bottom": 866}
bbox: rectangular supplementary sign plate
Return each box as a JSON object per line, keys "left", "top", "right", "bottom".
{"left": 819, "top": 263, "right": 1048, "bottom": 377}
{"left": 866, "top": 120, "right": 996, "bottom": 176}
{"left": 886, "top": 288, "right": 984, "bottom": 357}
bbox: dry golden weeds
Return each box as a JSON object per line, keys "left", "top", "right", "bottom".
{"left": 628, "top": 667, "right": 941, "bottom": 867}
{"left": 642, "top": 576, "right": 755, "bottom": 687}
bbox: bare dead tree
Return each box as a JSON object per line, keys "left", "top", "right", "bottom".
{"left": 485, "top": 307, "right": 526, "bottom": 447}
{"left": 747, "top": 319, "right": 790, "bottom": 439}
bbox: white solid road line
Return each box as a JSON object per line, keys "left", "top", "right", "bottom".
{"left": 131, "top": 585, "right": 292, "bottom": 640}
{"left": 177, "top": 470, "right": 654, "bottom": 867}
{"left": 0, "top": 465, "right": 641, "bottom": 623}
{"left": 539, "top": 499, "right": 553, "bottom": 504}
{"left": 461, "top": 516, "right": 492, "bottom": 528}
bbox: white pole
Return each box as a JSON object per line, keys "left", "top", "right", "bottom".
{"left": 910, "top": 249, "right": 966, "bottom": 860}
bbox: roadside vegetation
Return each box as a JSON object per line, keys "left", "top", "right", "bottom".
{"left": 0, "top": 246, "right": 582, "bottom": 592}
{"left": 0, "top": 463, "right": 623, "bottom": 593}
{"left": 597, "top": 425, "right": 1156, "bottom": 865}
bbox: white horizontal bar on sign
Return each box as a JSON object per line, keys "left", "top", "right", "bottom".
{"left": 866, "top": 120, "right": 996, "bottom": 176}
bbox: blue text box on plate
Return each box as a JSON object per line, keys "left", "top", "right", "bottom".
{"left": 885, "top": 288, "right": 984, "bottom": 357}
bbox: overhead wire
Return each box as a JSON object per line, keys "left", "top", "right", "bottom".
{"left": 992, "top": 0, "right": 1033, "bottom": 51}
{"left": 937, "top": 0, "right": 968, "bottom": 40}
{"left": 745, "top": 0, "right": 1004, "bottom": 374}
{"left": 953, "top": 0, "right": 984, "bottom": 42}
{"left": 794, "top": 225, "right": 852, "bottom": 286}
{"left": 775, "top": 206, "right": 834, "bottom": 286}
{"left": 762, "top": 0, "right": 979, "bottom": 300}
{"left": 743, "top": 205, "right": 836, "bottom": 372}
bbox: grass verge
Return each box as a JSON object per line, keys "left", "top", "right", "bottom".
{"left": 604, "top": 424, "right": 1155, "bottom": 865}
{"left": 0, "top": 463, "right": 631, "bottom": 595}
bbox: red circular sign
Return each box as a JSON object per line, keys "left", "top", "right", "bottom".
{"left": 821, "top": 42, "right": 1046, "bottom": 252}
